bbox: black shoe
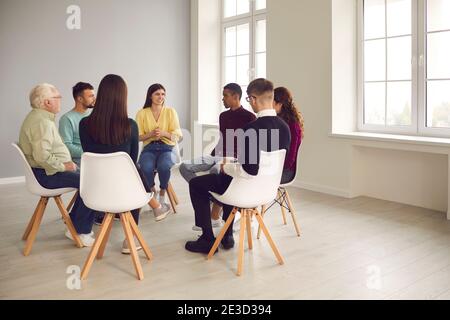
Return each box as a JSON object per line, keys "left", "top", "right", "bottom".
{"left": 221, "top": 234, "right": 235, "bottom": 249}
{"left": 185, "top": 235, "right": 218, "bottom": 254}
{"left": 94, "top": 213, "right": 104, "bottom": 226}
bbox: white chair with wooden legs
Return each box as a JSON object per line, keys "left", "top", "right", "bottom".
{"left": 79, "top": 152, "right": 153, "bottom": 280}
{"left": 257, "top": 146, "right": 301, "bottom": 239}
{"left": 12, "top": 143, "right": 83, "bottom": 256}
{"left": 207, "top": 150, "right": 287, "bottom": 276}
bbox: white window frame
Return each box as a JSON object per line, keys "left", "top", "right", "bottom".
{"left": 357, "top": 0, "right": 450, "bottom": 138}
{"left": 221, "top": 0, "right": 267, "bottom": 98}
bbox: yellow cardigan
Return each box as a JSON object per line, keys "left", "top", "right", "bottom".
{"left": 136, "top": 106, "right": 182, "bottom": 147}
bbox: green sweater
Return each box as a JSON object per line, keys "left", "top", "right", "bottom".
{"left": 19, "top": 109, "right": 72, "bottom": 175}
{"left": 59, "top": 109, "right": 90, "bottom": 161}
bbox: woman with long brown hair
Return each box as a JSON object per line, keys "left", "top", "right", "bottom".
{"left": 79, "top": 74, "right": 170, "bottom": 254}
{"left": 273, "top": 87, "right": 304, "bottom": 184}
{"left": 136, "top": 84, "right": 182, "bottom": 220}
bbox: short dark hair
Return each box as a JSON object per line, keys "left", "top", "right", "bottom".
{"left": 246, "top": 78, "right": 274, "bottom": 96}
{"left": 72, "top": 82, "right": 94, "bottom": 100}
{"left": 224, "top": 83, "right": 242, "bottom": 99}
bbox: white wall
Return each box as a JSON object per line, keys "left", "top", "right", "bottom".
{"left": 268, "top": 0, "right": 353, "bottom": 197}
{"left": 267, "top": 0, "right": 449, "bottom": 214}
{"left": 0, "top": 0, "right": 190, "bottom": 179}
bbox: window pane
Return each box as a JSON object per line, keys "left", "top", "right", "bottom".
{"left": 256, "top": 53, "right": 266, "bottom": 78}
{"left": 224, "top": 0, "right": 236, "bottom": 18}
{"left": 427, "top": 31, "right": 450, "bottom": 79}
{"left": 427, "top": 0, "right": 450, "bottom": 32}
{"left": 225, "top": 26, "right": 236, "bottom": 56}
{"left": 365, "top": 39, "right": 386, "bottom": 81}
{"left": 225, "top": 57, "right": 237, "bottom": 84}
{"left": 241, "top": 85, "right": 252, "bottom": 111}
{"left": 387, "top": 36, "right": 411, "bottom": 80}
{"left": 365, "top": 82, "right": 386, "bottom": 125}
{"left": 427, "top": 80, "right": 450, "bottom": 128}
{"left": 387, "top": 0, "right": 411, "bottom": 37}
{"left": 236, "top": 0, "right": 250, "bottom": 15}
{"left": 256, "top": 0, "right": 266, "bottom": 10}
{"left": 387, "top": 81, "right": 412, "bottom": 125}
{"left": 236, "top": 23, "right": 250, "bottom": 55}
{"left": 237, "top": 55, "right": 249, "bottom": 85}
{"left": 256, "top": 19, "right": 266, "bottom": 53}
{"left": 364, "top": 0, "right": 386, "bottom": 39}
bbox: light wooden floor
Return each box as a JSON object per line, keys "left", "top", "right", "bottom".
{"left": 0, "top": 171, "right": 449, "bottom": 300}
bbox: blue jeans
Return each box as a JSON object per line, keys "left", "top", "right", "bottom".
{"left": 32, "top": 168, "right": 96, "bottom": 234}
{"left": 138, "top": 142, "right": 176, "bottom": 190}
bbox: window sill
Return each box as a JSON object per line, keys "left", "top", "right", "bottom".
{"left": 330, "top": 131, "right": 450, "bottom": 152}
{"left": 197, "top": 122, "right": 219, "bottom": 128}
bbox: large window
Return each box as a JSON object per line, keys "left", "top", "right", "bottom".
{"left": 222, "top": 0, "right": 266, "bottom": 110}
{"left": 359, "top": 0, "right": 450, "bottom": 137}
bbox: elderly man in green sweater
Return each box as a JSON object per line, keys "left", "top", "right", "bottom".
{"left": 59, "top": 82, "right": 95, "bottom": 166}
{"left": 19, "top": 83, "right": 96, "bottom": 247}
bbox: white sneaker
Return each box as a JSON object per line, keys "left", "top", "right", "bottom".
{"left": 212, "top": 218, "right": 224, "bottom": 228}
{"left": 192, "top": 218, "right": 224, "bottom": 231}
{"left": 153, "top": 203, "right": 171, "bottom": 221}
{"left": 121, "top": 238, "right": 143, "bottom": 254}
{"left": 65, "top": 230, "right": 95, "bottom": 247}
{"left": 233, "top": 211, "right": 241, "bottom": 232}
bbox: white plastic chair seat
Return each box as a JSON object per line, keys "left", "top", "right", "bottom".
{"left": 11, "top": 143, "right": 76, "bottom": 197}
{"left": 209, "top": 150, "right": 286, "bottom": 209}
{"left": 80, "top": 152, "right": 153, "bottom": 213}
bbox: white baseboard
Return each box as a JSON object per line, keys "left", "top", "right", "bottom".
{"left": 0, "top": 176, "right": 25, "bottom": 185}
{"left": 290, "top": 180, "right": 352, "bottom": 199}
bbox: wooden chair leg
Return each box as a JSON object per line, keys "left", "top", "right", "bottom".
{"left": 254, "top": 210, "right": 284, "bottom": 265}
{"left": 246, "top": 210, "right": 253, "bottom": 250}
{"left": 66, "top": 191, "right": 78, "bottom": 212}
{"left": 168, "top": 182, "right": 179, "bottom": 205}
{"left": 257, "top": 205, "right": 267, "bottom": 240}
{"left": 22, "top": 200, "right": 42, "bottom": 241}
{"left": 54, "top": 196, "right": 83, "bottom": 248}
{"left": 285, "top": 189, "right": 301, "bottom": 237}
{"left": 23, "top": 197, "right": 48, "bottom": 256}
{"left": 278, "top": 189, "right": 287, "bottom": 225}
{"left": 97, "top": 213, "right": 113, "bottom": 259}
{"left": 81, "top": 214, "right": 114, "bottom": 280}
{"left": 128, "top": 212, "right": 153, "bottom": 260}
{"left": 237, "top": 209, "right": 247, "bottom": 276}
{"left": 121, "top": 212, "right": 144, "bottom": 280}
{"left": 166, "top": 188, "right": 177, "bottom": 213}
{"left": 207, "top": 207, "right": 238, "bottom": 259}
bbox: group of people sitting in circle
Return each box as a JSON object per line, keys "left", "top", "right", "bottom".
{"left": 18, "top": 75, "right": 304, "bottom": 255}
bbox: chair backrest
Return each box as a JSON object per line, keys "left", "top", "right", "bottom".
{"left": 11, "top": 142, "right": 46, "bottom": 195}
{"left": 80, "top": 152, "right": 151, "bottom": 213}
{"left": 218, "top": 149, "right": 286, "bottom": 208}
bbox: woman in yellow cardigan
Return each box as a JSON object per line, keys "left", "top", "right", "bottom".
{"left": 136, "top": 84, "right": 182, "bottom": 218}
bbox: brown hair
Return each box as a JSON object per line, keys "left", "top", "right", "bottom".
{"left": 246, "top": 78, "right": 274, "bottom": 97}
{"left": 274, "top": 87, "right": 304, "bottom": 139}
{"left": 86, "top": 74, "right": 131, "bottom": 145}
{"left": 143, "top": 83, "right": 166, "bottom": 109}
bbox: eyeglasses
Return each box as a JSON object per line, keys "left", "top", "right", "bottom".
{"left": 48, "top": 96, "right": 62, "bottom": 100}
{"left": 245, "top": 95, "right": 256, "bottom": 102}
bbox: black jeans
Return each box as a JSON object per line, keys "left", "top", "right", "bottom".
{"left": 189, "top": 173, "right": 234, "bottom": 240}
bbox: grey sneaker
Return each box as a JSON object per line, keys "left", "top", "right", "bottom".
{"left": 121, "top": 238, "right": 143, "bottom": 254}
{"left": 153, "top": 203, "right": 171, "bottom": 221}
